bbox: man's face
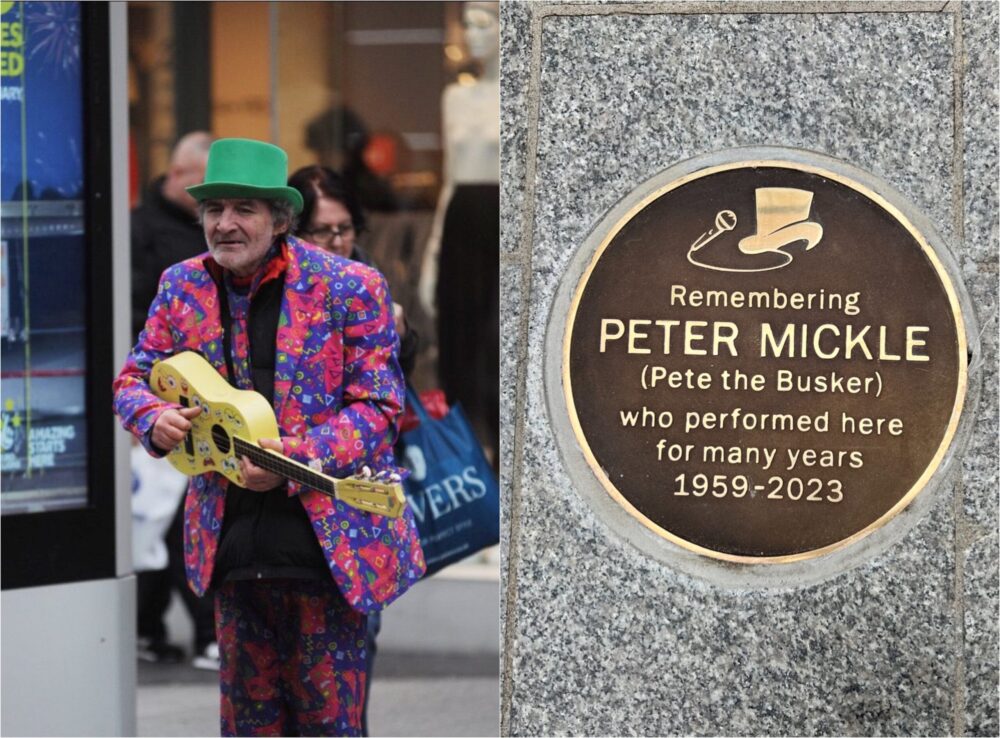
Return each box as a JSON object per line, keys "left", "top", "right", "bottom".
{"left": 167, "top": 155, "right": 208, "bottom": 215}
{"left": 202, "top": 198, "right": 285, "bottom": 277}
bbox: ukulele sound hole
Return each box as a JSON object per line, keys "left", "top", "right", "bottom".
{"left": 211, "top": 425, "right": 231, "bottom": 455}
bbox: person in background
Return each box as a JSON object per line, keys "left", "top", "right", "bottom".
{"left": 116, "top": 138, "right": 425, "bottom": 736}
{"left": 288, "top": 164, "right": 417, "bottom": 737}
{"left": 419, "top": 1, "right": 500, "bottom": 469}
{"left": 132, "top": 131, "right": 213, "bottom": 338}
{"left": 304, "top": 104, "right": 399, "bottom": 213}
{"left": 130, "top": 130, "right": 220, "bottom": 669}
{"left": 288, "top": 165, "right": 417, "bottom": 370}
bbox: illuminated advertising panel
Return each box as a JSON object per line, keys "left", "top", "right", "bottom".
{"left": 1, "top": 1, "right": 88, "bottom": 514}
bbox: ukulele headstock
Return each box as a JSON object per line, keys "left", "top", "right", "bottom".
{"left": 335, "top": 468, "right": 406, "bottom": 518}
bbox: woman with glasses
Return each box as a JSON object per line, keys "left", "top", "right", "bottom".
{"left": 290, "top": 163, "right": 418, "bottom": 377}
{"left": 288, "top": 164, "right": 367, "bottom": 261}
{"left": 288, "top": 165, "right": 415, "bottom": 353}
{"left": 287, "top": 164, "right": 416, "bottom": 737}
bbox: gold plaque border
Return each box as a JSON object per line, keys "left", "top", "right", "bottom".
{"left": 562, "top": 159, "right": 969, "bottom": 565}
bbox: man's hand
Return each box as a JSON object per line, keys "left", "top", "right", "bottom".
{"left": 240, "top": 437, "right": 285, "bottom": 492}
{"left": 152, "top": 406, "right": 202, "bottom": 452}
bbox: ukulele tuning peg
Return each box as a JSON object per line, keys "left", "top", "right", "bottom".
{"left": 372, "top": 469, "right": 400, "bottom": 483}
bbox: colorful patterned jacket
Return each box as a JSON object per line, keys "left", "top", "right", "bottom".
{"left": 113, "top": 236, "right": 425, "bottom": 613}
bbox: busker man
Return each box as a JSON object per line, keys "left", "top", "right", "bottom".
{"left": 114, "top": 138, "right": 425, "bottom": 737}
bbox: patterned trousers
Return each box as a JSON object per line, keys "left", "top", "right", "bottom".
{"left": 216, "top": 579, "right": 367, "bottom": 736}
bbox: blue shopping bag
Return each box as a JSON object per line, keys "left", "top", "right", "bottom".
{"left": 398, "top": 387, "right": 500, "bottom": 577}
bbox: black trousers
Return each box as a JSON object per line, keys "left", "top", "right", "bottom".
{"left": 435, "top": 183, "right": 500, "bottom": 467}
{"left": 137, "top": 497, "right": 217, "bottom": 650}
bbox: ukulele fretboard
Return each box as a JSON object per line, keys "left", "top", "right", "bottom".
{"left": 232, "top": 436, "right": 335, "bottom": 494}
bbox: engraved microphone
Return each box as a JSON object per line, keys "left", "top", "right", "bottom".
{"left": 690, "top": 210, "right": 737, "bottom": 252}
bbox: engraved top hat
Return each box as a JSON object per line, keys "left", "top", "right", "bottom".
{"left": 738, "top": 187, "right": 823, "bottom": 254}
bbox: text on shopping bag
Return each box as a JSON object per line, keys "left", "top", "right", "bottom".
{"left": 403, "top": 443, "right": 489, "bottom": 523}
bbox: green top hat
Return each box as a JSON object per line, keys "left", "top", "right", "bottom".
{"left": 186, "top": 138, "right": 303, "bottom": 214}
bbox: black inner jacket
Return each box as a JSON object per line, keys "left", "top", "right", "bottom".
{"left": 210, "top": 260, "right": 327, "bottom": 586}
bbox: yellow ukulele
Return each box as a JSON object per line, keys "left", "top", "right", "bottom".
{"left": 149, "top": 351, "right": 406, "bottom": 518}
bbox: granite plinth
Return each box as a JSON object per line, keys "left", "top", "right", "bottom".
{"left": 501, "top": 3, "right": 998, "bottom": 735}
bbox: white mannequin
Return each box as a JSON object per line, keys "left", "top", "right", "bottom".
{"left": 419, "top": 1, "right": 500, "bottom": 316}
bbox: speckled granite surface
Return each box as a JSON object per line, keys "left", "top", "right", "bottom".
{"left": 499, "top": 262, "right": 523, "bottom": 594}
{"left": 960, "top": 0, "right": 999, "bottom": 531}
{"left": 500, "top": 1, "right": 534, "bottom": 645}
{"left": 500, "top": 0, "right": 533, "bottom": 259}
{"left": 965, "top": 532, "right": 999, "bottom": 737}
{"left": 959, "top": 4, "right": 999, "bottom": 735}
{"left": 501, "top": 3, "right": 998, "bottom": 736}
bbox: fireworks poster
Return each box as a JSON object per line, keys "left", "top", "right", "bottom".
{"left": 1, "top": 1, "right": 88, "bottom": 510}
{"left": 1, "top": 1, "right": 84, "bottom": 202}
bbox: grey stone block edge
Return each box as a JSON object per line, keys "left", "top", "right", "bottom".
{"left": 956, "top": 0, "right": 1000, "bottom": 534}
{"left": 541, "top": 145, "right": 983, "bottom": 591}
{"left": 500, "top": 263, "right": 526, "bottom": 630}
{"left": 500, "top": 4, "right": 546, "bottom": 734}
{"left": 963, "top": 531, "right": 1000, "bottom": 736}
{"left": 532, "top": 0, "right": 951, "bottom": 15}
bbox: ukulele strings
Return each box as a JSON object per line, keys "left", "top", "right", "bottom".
{"left": 232, "top": 437, "right": 332, "bottom": 492}
{"left": 228, "top": 438, "right": 397, "bottom": 514}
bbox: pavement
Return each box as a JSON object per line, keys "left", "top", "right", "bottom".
{"left": 137, "top": 556, "right": 499, "bottom": 737}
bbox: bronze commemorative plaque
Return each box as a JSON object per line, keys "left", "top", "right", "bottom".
{"left": 564, "top": 160, "right": 967, "bottom": 562}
